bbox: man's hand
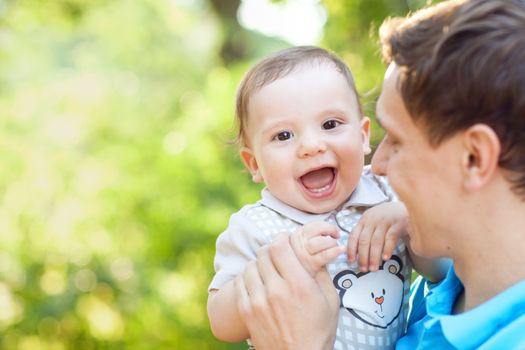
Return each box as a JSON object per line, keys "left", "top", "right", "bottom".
{"left": 235, "top": 233, "right": 340, "bottom": 350}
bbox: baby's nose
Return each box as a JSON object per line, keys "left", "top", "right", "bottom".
{"left": 298, "top": 135, "right": 327, "bottom": 157}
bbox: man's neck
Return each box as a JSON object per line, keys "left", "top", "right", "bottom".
{"left": 453, "top": 227, "right": 525, "bottom": 312}
{"left": 451, "top": 181, "right": 525, "bottom": 312}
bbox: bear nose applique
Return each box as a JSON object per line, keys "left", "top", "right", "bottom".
{"left": 375, "top": 296, "right": 384, "bottom": 305}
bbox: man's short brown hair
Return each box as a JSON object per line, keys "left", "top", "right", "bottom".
{"left": 380, "top": 0, "right": 525, "bottom": 196}
{"left": 235, "top": 46, "right": 362, "bottom": 146}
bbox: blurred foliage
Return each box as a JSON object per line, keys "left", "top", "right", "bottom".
{"left": 0, "top": 0, "right": 439, "bottom": 349}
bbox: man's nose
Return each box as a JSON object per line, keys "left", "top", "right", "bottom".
{"left": 371, "top": 138, "right": 389, "bottom": 176}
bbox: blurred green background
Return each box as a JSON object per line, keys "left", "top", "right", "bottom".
{"left": 0, "top": 0, "right": 440, "bottom": 349}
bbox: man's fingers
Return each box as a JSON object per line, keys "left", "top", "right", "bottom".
{"left": 234, "top": 266, "right": 285, "bottom": 348}
{"left": 290, "top": 230, "right": 324, "bottom": 276}
{"left": 243, "top": 260, "right": 266, "bottom": 298}
{"left": 314, "top": 269, "right": 340, "bottom": 310}
{"left": 256, "top": 245, "right": 283, "bottom": 287}
{"left": 234, "top": 274, "right": 250, "bottom": 318}
{"left": 236, "top": 263, "right": 266, "bottom": 326}
{"left": 271, "top": 234, "right": 312, "bottom": 283}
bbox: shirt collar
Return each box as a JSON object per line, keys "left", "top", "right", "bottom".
{"left": 258, "top": 172, "right": 389, "bottom": 225}
{"left": 425, "top": 266, "right": 464, "bottom": 317}
{"left": 424, "top": 266, "right": 525, "bottom": 348}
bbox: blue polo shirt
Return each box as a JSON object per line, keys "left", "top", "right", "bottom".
{"left": 397, "top": 267, "right": 525, "bottom": 349}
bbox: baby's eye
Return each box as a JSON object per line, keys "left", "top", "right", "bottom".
{"left": 322, "top": 119, "right": 341, "bottom": 130}
{"left": 274, "top": 131, "right": 293, "bottom": 141}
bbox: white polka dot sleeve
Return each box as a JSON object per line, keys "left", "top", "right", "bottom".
{"left": 208, "top": 210, "right": 270, "bottom": 292}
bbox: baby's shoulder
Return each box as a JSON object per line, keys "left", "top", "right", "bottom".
{"left": 231, "top": 201, "right": 300, "bottom": 239}
{"left": 234, "top": 201, "right": 276, "bottom": 219}
{"left": 361, "top": 165, "right": 397, "bottom": 200}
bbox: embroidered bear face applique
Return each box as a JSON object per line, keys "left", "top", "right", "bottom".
{"left": 333, "top": 256, "right": 404, "bottom": 329}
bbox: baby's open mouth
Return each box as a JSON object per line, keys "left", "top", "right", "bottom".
{"left": 300, "top": 167, "right": 336, "bottom": 193}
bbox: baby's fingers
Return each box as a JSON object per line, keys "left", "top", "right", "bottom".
{"left": 310, "top": 245, "right": 346, "bottom": 269}
{"left": 357, "top": 225, "right": 375, "bottom": 272}
{"left": 347, "top": 222, "right": 363, "bottom": 262}
{"left": 368, "top": 227, "right": 387, "bottom": 272}
{"left": 302, "top": 221, "right": 340, "bottom": 240}
{"left": 382, "top": 222, "right": 404, "bottom": 260}
{"left": 306, "top": 235, "right": 341, "bottom": 256}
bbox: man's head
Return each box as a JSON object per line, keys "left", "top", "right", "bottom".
{"left": 373, "top": 0, "right": 525, "bottom": 257}
{"left": 378, "top": 0, "right": 525, "bottom": 197}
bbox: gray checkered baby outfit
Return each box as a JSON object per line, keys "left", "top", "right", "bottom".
{"left": 210, "top": 167, "right": 412, "bottom": 350}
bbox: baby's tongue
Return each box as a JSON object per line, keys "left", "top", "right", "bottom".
{"left": 301, "top": 168, "right": 334, "bottom": 190}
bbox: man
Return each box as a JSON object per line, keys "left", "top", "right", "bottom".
{"left": 234, "top": 0, "right": 525, "bottom": 349}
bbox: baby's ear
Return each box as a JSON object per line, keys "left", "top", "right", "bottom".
{"left": 240, "top": 147, "right": 263, "bottom": 183}
{"left": 361, "top": 117, "right": 371, "bottom": 155}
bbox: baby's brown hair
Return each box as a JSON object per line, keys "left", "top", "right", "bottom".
{"left": 235, "top": 46, "right": 363, "bottom": 146}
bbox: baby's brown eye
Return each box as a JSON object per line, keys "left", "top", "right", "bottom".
{"left": 275, "top": 131, "right": 292, "bottom": 141}
{"left": 322, "top": 120, "right": 339, "bottom": 130}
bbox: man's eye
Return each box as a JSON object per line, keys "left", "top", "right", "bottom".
{"left": 382, "top": 135, "right": 401, "bottom": 154}
{"left": 385, "top": 135, "right": 399, "bottom": 148}
{"left": 322, "top": 120, "right": 340, "bottom": 130}
{"left": 274, "top": 131, "right": 292, "bottom": 141}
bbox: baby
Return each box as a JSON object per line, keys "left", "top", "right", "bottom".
{"left": 207, "top": 46, "right": 446, "bottom": 350}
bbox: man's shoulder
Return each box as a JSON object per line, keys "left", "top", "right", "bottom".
{"left": 401, "top": 271, "right": 525, "bottom": 349}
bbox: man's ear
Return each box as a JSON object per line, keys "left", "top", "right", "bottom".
{"left": 240, "top": 147, "right": 263, "bottom": 183}
{"left": 361, "top": 117, "right": 371, "bottom": 155}
{"left": 461, "top": 124, "right": 501, "bottom": 190}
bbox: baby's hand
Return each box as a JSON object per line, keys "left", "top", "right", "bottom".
{"left": 347, "top": 202, "right": 408, "bottom": 272}
{"left": 290, "top": 221, "right": 346, "bottom": 277}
